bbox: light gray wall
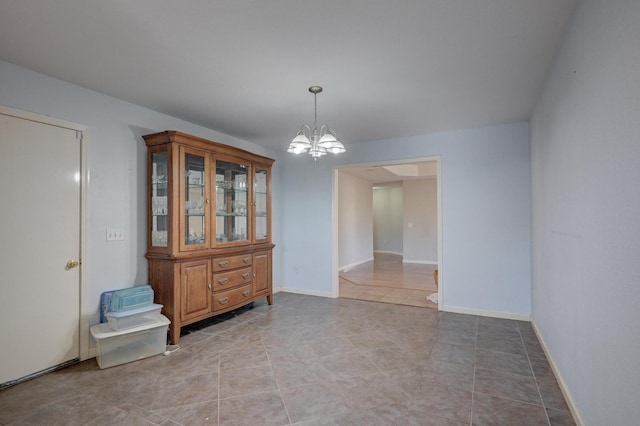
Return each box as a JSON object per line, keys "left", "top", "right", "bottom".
{"left": 337, "top": 171, "right": 373, "bottom": 269}
{"left": 530, "top": 0, "right": 640, "bottom": 423}
{"left": 403, "top": 178, "right": 437, "bottom": 263}
{"left": 1, "top": 56, "right": 532, "bottom": 324}
{"left": 280, "top": 122, "right": 532, "bottom": 316}
{"left": 0, "top": 59, "right": 283, "bottom": 326}
{"left": 373, "top": 185, "right": 403, "bottom": 255}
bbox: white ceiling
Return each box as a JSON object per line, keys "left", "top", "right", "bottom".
{"left": 0, "top": 0, "right": 577, "bottom": 152}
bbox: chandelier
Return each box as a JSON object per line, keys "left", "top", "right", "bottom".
{"left": 287, "top": 86, "right": 346, "bottom": 160}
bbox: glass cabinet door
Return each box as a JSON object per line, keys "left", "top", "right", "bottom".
{"left": 215, "top": 159, "right": 249, "bottom": 243}
{"left": 182, "top": 150, "right": 208, "bottom": 249}
{"left": 254, "top": 167, "right": 269, "bottom": 242}
{"left": 150, "top": 150, "right": 168, "bottom": 248}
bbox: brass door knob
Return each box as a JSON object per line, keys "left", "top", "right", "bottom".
{"left": 66, "top": 260, "right": 80, "bottom": 269}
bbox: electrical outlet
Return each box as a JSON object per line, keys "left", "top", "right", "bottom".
{"left": 106, "top": 228, "right": 124, "bottom": 241}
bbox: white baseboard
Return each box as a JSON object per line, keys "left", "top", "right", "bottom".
{"left": 278, "top": 287, "right": 334, "bottom": 298}
{"left": 339, "top": 257, "right": 374, "bottom": 272}
{"left": 402, "top": 259, "right": 438, "bottom": 265}
{"left": 373, "top": 250, "right": 403, "bottom": 256}
{"left": 88, "top": 347, "right": 96, "bottom": 360}
{"left": 442, "top": 304, "right": 531, "bottom": 322}
{"left": 531, "top": 321, "right": 584, "bottom": 426}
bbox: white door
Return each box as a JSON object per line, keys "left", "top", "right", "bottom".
{"left": 0, "top": 111, "right": 82, "bottom": 385}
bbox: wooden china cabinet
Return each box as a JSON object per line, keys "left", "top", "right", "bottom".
{"left": 144, "top": 130, "right": 274, "bottom": 344}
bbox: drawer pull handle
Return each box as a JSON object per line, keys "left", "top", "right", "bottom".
{"left": 218, "top": 278, "right": 229, "bottom": 285}
{"left": 218, "top": 297, "right": 229, "bottom": 305}
{"left": 218, "top": 261, "right": 229, "bottom": 267}
{"left": 242, "top": 290, "right": 250, "bottom": 297}
{"left": 242, "top": 273, "right": 250, "bottom": 279}
{"left": 242, "top": 257, "right": 250, "bottom": 264}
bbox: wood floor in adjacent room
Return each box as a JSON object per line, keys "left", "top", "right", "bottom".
{"left": 339, "top": 253, "right": 438, "bottom": 308}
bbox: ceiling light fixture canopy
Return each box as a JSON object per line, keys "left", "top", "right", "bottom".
{"left": 287, "top": 86, "right": 345, "bottom": 160}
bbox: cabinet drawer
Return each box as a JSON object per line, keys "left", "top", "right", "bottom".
{"left": 213, "top": 267, "right": 252, "bottom": 291}
{"left": 212, "top": 285, "right": 253, "bottom": 311}
{"left": 213, "top": 254, "right": 252, "bottom": 272}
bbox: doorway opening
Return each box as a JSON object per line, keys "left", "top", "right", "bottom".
{"left": 333, "top": 157, "right": 441, "bottom": 309}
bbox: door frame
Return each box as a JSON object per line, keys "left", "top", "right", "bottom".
{"left": 332, "top": 156, "right": 442, "bottom": 309}
{"left": 0, "top": 105, "right": 91, "bottom": 362}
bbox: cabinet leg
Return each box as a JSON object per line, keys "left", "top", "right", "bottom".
{"left": 267, "top": 293, "right": 273, "bottom": 305}
{"left": 169, "top": 321, "right": 181, "bottom": 345}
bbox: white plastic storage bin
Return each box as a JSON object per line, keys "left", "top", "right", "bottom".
{"left": 105, "top": 303, "right": 163, "bottom": 331}
{"left": 90, "top": 315, "right": 170, "bottom": 369}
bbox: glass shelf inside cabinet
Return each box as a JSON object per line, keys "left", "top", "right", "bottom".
{"left": 215, "top": 159, "right": 249, "bottom": 243}
{"left": 255, "top": 168, "right": 268, "bottom": 241}
{"left": 151, "top": 151, "right": 168, "bottom": 247}
{"left": 184, "top": 153, "right": 206, "bottom": 246}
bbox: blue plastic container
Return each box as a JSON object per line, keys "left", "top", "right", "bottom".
{"left": 108, "top": 285, "right": 155, "bottom": 313}
{"left": 99, "top": 291, "right": 113, "bottom": 323}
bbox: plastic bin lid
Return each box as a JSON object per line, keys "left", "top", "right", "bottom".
{"left": 105, "top": 303, "right": 163, "bottom": 319}
{"left": 90, "top": 314, "right": 170, "bottom": 339}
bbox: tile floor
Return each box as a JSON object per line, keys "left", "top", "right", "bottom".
{"left": 0, "top": 293, "right": 575, "bottom": 425}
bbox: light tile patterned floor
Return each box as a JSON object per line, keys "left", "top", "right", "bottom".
{"left": 0, "top": 293, "right": 575, "bottom": 425}
{"left": 339, "top": 253, "right": 438, "bottom": 308}
{"left": 340, "top": 278, "right": 437, "bottom": 308}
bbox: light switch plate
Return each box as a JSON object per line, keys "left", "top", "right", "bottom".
{"left": 106, "top": 228, "right": 124, "bottom": 241}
